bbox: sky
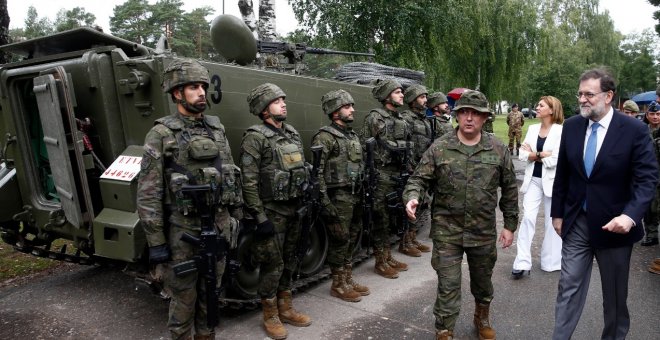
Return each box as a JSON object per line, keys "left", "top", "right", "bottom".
{"left": 7, "top": 0, "right": 659, "bottom": 37}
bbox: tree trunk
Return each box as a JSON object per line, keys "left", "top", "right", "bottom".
{"left": 238, "top": 0, "right": 258, "bottom": 39}
{"left": 258, "top": 0, "right": 277, "bottom": 42}
{"left": 0, "top": 0, "right": 9, "bottom": 64}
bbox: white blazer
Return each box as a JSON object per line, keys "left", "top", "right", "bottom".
{"left": 519, "top": 123, "right": 563, "bottom": 196}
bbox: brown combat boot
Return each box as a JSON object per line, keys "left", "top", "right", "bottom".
{"left": 344, "top": 263, "right": 370, "bottom": 296}
{"left": 473, "top": 302, "right": 496, "bottom": 340}
{"left": 262, "top": 297, "right": 287, "bottom": 339}
{"left": 330, "top": 267, "right": 362, "bottom": 302}
{"left": 398, "top": 232, "right": 422, "bottom": 257}
{"left": 436, "top": 329, "right": 453, "bottom": 340}
{"left": 277, "top": 290, "right": 312, "bottom": 327}
{"left": 410, "top": 230, "right": 430, "bottom": 253}
{"left": 386, "top": 247, "right": 409, "bottom": 271}
{"left": 193, "top": 333, "right": 215, "bottom": 340}
{"left": 374, "top": 248, "right": 399, "bottom": 279}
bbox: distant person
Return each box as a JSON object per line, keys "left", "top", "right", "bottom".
{"left": 512, "top": 96, "right": 564, "bottom": 279}
{"left": 551, "top": 68, "right": 658, "bottom": 340}
{"left": 403, "top": 90, "right": 518, "bottom": 340}
{"left": 506, "top": 103, "right": 524, "bottom": 155}
{"left": 621, "top": 100, "right": 639, "bottom": 117}
{"left": 426, "top": 92, "right": 453, "bottom": 139}
{"left": 641, "top": 101, "right": 660, "bottom": 247}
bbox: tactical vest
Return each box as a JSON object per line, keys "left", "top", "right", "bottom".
{"left": 316, "top": 125, "right": 363, "bottom": 190}
{"left": 156, "top": 114, "right": 242, "bottom": 216}
{"left": 362, "top": 108, "right": 412, "bottom": 168}
{"left": 403, "top": 109, "right": 432, "bottom": 162}
{"left": 247, "top": 123, "right": 309, "bottom": 201}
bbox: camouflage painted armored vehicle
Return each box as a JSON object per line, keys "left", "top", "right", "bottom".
{"left": 0, "top": 15, "right": 379, "bottom": 306}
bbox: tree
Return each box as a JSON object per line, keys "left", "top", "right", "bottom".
{"left": 650, "top": 0, "right": 660, "bottom": 36}
{"left": 23, "top": 6, "right": 53, "bottom": 39}
{"left": 617, "top": 29, "right": 660, "bottom": 97}
{"left": 175, "top": 7, "right": 215, "bottom": 59}
{"left": 110, "top": 0, "right": 153, "bottom": 44}
{"left": 150, "top": 0, "right": 184, "bottom": 41}
{"left": 0, "top": 0, "right": 9, "bottom": 63}
{"left": 54, "top": 7, "right": 96, "bottom": 32}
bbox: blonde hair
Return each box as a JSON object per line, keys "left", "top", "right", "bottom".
{"left": 540, "top": 96, "right": 564, "bottom": 124}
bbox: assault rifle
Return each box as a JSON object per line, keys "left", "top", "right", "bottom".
{"left": 173, "top": 184, "right": 228, "bottom": 329}
{"left": 295, "top": 145, "right": 324, "bottom": 277}
{"left": 386, "top": 138, "right": 412, "bottom": 237}
{"left": 257, "top": 40, "right": 375, "bottom": 64}
{"left": 428, "top": 116, "right": 437, "bottom": 142}
{"left": 362, "top": 138, "right": 378, "bottom": 254}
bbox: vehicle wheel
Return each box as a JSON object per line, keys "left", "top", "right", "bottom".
{"left": 231, "top": 233, "right": 260, "bottom": 298}
{"left": 297, "top": 220, "right": 328, "bottom": 276}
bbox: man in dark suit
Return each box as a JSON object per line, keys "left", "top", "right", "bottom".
{"left": 551, "top": 68, "right": 658, "bottom": 340}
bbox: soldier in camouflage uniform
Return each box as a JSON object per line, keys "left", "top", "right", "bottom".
{"left": 137, "top": 59, "right": 243, "bottom": 340}
{"left": 621, "top": 100, "right": 639, "bottom": 117}
{"left": 427, "top": 92, "right": 453, "bottom": 139}
{"left": 482, "top": 111, "right": 494, "bottom": 133}
{"left": 403, "top": 90, "right": 518, "bottom": 340}
{"left": 506, "top": 103, "right": 524, "bottom": 155}
{"left": 360, "top": 78, "right": 411, "bottom": 279}
{"left": 312, "top": 89, "right": 369, "bottom": 302}
{"left": 400, "top": 84, "right": 432, "bottom": 257}
{"left": 240, "top": 83, "right": 312, "bottom": 339}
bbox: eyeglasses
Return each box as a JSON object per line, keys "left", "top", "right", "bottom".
{"left": 576, "top": 91, "right": 609, "bottom": 100}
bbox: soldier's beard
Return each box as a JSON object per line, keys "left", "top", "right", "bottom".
{"left": 181, "top": 99, "right": 207, "bottom": 114}
{"left": 270, "top": 112, "right": 287, "bottom": 122}
{"left": 387, "top": 98, "right": 403, "bottom": 108}
{"left": 411, "top": 102, "right": 426, "bottom": 111}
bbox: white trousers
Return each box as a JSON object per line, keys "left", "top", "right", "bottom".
{"left": 513, "top": 177, "right": 562, "bottom": 272}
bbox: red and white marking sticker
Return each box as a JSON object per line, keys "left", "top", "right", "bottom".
{"left": 100, "top": 156, "right": 142, "bottom": 181}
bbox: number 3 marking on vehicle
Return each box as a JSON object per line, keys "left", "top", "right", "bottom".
{"left": 211, "top": 74, "right": 222, "bottom": 104}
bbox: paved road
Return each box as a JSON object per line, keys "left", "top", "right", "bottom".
{"left": 0, "top": 159, "right": 658, "bottom": 339}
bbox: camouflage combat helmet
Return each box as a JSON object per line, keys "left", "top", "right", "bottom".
{"left": 622, "top": 100, "right": 639, "bottom": 113}
{"left": 371, "top": 79, "right": 402, "bottom": 102}
{"left": 454, "top": 90, "right": 489, "bottom": 113}
{"left": 247, "top": 83, "right": 286, "bottom": 115}
{"left": 404, "top": 84, "right": 428, "bottom": 105}
{"left": 161, "top": 58, "right": 210, "bottom": 93}
{"left": 427, "top": 92, "right": 448, "bottom": 108}
{"left": 321, "top": 89, "right": 354, "bottom": 115}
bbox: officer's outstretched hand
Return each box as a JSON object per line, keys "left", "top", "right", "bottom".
{"left": 148, "top": 244, "right": 171, "bottom": 264}
{"left": 498, "top": 229, "right": 513, "bottom": 249}
{"left": 406, "top": 199, "right": 419, "bottom": 221}
{"left": 254, "top": 219, "right": 276, "bottom": 241}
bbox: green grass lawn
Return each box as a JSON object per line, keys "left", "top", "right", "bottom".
{"left": 492, "top": 114, "right": 537, "bottom": 146}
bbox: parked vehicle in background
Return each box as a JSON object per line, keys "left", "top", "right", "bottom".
{"left": 522, "top": 108, "right": 537, "bottom": 118}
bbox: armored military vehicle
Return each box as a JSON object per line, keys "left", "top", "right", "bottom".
{"left": 0, "top": 14, "right": 383, "bottom": 306}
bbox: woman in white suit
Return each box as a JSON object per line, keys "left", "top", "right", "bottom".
{"left": 512, "top": 96, "right": 564, "bottom": 278}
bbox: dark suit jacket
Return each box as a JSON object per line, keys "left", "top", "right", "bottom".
{"left": 551, "top": 110, "right": 658, "bottom": 248}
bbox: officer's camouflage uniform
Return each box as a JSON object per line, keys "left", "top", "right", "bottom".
{"left": 401, "top": 84, "right": 433, "bottom": 256}
{"left": 361, "top": 79, "right": 413, "bottom": 278}
{"left": 137, "top": 59, "right": 242, "bottom": 340}
{"left": 506, "top": 109, "right": 524, "bottom": 154}
{"left": 241, "top": 83, "right": 312, "bottom": 340}
{"left": 313, "top": 90, "right": 368, "bottom": 300}
{"left": 403, "top": 92, "right": 518, "bottom": 335}
{"left": 644, "top": 110, "right": 660, "bottom": 244}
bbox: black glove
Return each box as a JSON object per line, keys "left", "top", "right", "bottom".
{"left": 253, "top": 219, "right": 275, "bottom": 241}
{"left": 148, "top": 244, "right": 171, "bottom": 264}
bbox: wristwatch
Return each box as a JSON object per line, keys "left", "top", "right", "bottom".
{"left": 536, "top": 151, "right": 541, "bottom": 159}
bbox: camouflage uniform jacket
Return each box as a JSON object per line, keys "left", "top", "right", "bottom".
{"left": 431, "top": 115, "right": 454, "bottom": 141}
{"left": 402, "top": 131, "right": 518, "bottom": 246}
{"left": 506, "top": 111, "right": 524, "bottom": 131}
{"left": 482, "top": 116, "right": 494, "bottom": 133}
{"left": 137, "top": 112, "right": 241, "bottom": 247}
{"left": 312, "top": 122, "right": 363, "bottom": 204}
{"left": 361, "top": 107, "right": 413, "bottom": 174}
{"left": 240, "top": 122, "right": 306, "bottom": 223}
{"left": 402, "top": 108, "right": 433, "bottom": 167}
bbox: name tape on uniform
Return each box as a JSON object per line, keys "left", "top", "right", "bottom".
{"left": 100, "top": 156, "right": 142, "bottom": 181}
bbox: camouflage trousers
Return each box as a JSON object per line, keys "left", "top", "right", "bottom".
{"left": 372, "top": 174, "right": 397, "bottom": 252}
{"left": 250, "top": 207, "right": 301, "bottom": 298}
{"left": 325, "top": 187, "right": 361, "bottom": 268}
{"left": 164, "top": 223, "right": 227, "bottom": 339}
{"left": 431, "top": 239, "right": 496, "bottom": 331}
{"left": 643, "top": 190, "right": 659, "bottom": 239}
{"left": 508, "top": 128, "right": 522, "bottom": 150}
